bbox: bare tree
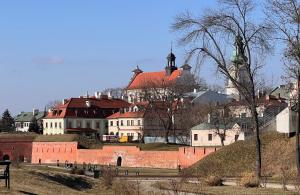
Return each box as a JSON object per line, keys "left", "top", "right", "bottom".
{"left": 172, "top": 0, "right": 271, "bottom": 179}
{"left": 265, "top": 0, "right": 300, "bottom": 177}
{"left": 45, "top": 100, "right": 62, "bottom": 110}
{"left": 140, "top": 74, "right": 201, "bottom": 143}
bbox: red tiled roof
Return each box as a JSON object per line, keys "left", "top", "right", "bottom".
{"left": 127, "top": 70, "right": 182, "bottom": 90}
{"left": 45, "top": 97, "right": 130, "bottom": 119}
{"left": 107, "top": 111, "right": 145, "bottom": 119}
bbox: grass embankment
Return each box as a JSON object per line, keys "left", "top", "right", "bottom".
{"left": 188, "top": 132, "right": 296, "bottom": 179}
{"left": 0, "top": 166, "right": 114, "bottom": 195}
{"left": 154, "top": 182, "right": 298, "bottom": 195}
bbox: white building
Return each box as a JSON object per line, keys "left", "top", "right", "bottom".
{"left": 15, "top": 109, "right": 45, "bottom": 132}
{"left": 43, "top": 96, "right": 130, "bottom": 136}
{"left": 190, "top": 121, "right": 245, "bottom": 147}
{"left": 276, "top": 106, "right": 298, "bottom": 135}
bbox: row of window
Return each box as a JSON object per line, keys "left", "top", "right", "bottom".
{"left": 45, "top": 120, "right": 105, "bottom": 129}
{"left": 110, "top": 120, "right": 142, "bottom": 127}
{"left": 45, "top": 122, "right": 62, "bottom": 129}
{"left": 194, "top": 134, "right": 213, "bottom": 141}
{"left": 16, "top": 122, "right": 30, "bottom": 128}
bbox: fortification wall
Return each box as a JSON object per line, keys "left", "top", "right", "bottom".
{"left": 0, "top": 139, "right": 218, "bottom": 169}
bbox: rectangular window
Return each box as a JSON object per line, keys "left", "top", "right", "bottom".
{"left": 45, "top": 122, "right": 48, "bottom": 128}
{"left": 116, "top": 121, "right": 119, "bottom": 126}
{"left": 235, "top": 134, "right": 239, "bottom": 141}
{"left": 131, "top": 120, "right": 134, "bottom": 126}
{"left": 50, "top": 122, "right": 53, "bottom": 128}
{"left": 241, "top": 113, "right": 246, "bottom": 118}
{"left": 59, "top": 122, "right": 62, "bottom": 128}
{"left": 96, "top": 122, "right": 100, "bottom": 129}
{"left": 208, "top": 134, "right": 212, "bottom": 141}
{"left": 127, "top": 120, "right": 130, "bottom": 126}
{"left": 194, "top": 134, "right": 198, "bottom": 141}
{"left": 55, "top": 122, "right": 57, "bottom": 128}
{"left": 68, "top": 121, "right": 72, "bottom": 128}
{"left": 86, "top": 121, "right": 91, "bottom": 128}
{"left": 77, "top": 121, "right": 81, "bottom": 128}
{"left": 138, "top": 120, "right": 141, "bottom": 126}
{"left": 241, "top": 123, "right": 247, "bottom": 130}
{"left": 110, "top": 121, "right": 113, "bottom": 126}
{"left": 120, "top": 120, "right": 124, "bottom": 126}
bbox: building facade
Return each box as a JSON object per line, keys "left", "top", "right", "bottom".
{"left": 126, "top": 51, "right": 194, "bottom": 103}
{"left": 15, "top": 109, "right": 45, "bottom": 132}
{"left": 190, "top": 122, "right": 245, "bottom": 147}
{"left": 43, "top": 96, "right": 130, "bottom": 136}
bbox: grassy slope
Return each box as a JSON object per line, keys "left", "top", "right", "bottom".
{"left": 0, "top": 166, "right": 114, "bottom": 195}
{"left": 188, "top": 132, "right": 296, "bottom": 178}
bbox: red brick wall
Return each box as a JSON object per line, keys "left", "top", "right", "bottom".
{"left": 0, "top": 140, "right": 219, "bottom": 169}
{"left": 0, "top": 141, "right": 33, "bottom": 162}
{"left": 31, "top": 142, "right": 78, "bottom": 164}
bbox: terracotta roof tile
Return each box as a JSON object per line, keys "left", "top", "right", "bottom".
{"left": 45, "top": 97, "right": 130, "bottom": 119}
{"left": 107, "top": 111, "right": 145, "bottom": 119}
{"left": 127, "top": 70, "right": 182, "bottom": 90}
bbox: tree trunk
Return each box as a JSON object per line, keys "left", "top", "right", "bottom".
{"left": 296, "top": 73, "right": 300, "bottom": 177}
{"left": 165, "top": 130, "right": 170, "bottom": 143}
{"left": 251, "top": 98, "right": 261, "bottom": 179}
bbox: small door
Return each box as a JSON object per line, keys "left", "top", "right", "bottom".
{"left": 117, "top": 156, "right": 122, "bottom": 167}
{"left": 2, "top": 154, "right": 9, "bottom": 161}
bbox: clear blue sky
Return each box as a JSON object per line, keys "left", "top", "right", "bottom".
{"left": 0, "top": 1, "right": 282, "bottom": 115}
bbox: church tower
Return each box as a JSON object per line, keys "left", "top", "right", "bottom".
{"left": 165, "top": 45, "right": 178, "bottom": 76}
{"left": 225, "top": 34, "right": 249, "bottom": 100}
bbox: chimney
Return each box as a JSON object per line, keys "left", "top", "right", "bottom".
{"left": 107, "top": 91, "right": 112, "bottom": 99}
{"left": 207, "top": 114, "right": 211, "bottom": 123}
{"left": 33, "top": 109, "right": 39, "bottom": 116}
{"left": 95, "top": 91, "right": 102, "bottom": 99}
{"left": 62, "top": 99, "right": 67, "bottom": 105}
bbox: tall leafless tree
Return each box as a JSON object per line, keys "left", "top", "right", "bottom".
{"left": 265, "top": 0, "right": 300, "bottom": 177}
{"left": 172, "top": 0, "right": 272, "bottom": 179}
{"left": 140, "top": 74, "right": 202, "bottom": 143}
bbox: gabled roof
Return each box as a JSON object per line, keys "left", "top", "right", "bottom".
{"left": 184, "top": 90, "right": 231, "bottom": 104}
{"left": 191, "top": 122, "right": 237, "bottom": 131}
{"left": 45, "top": 97, "right": 130, "bottom": 119}
{"left": 127, "top": 69, "right": 182, "bottom": 90}
{"left": 15, "top": 111, "right": 45, "bottom": 122}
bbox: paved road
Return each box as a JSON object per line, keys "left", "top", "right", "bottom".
{"left": 124, "top": 177, "right": 297, "bottom": 194}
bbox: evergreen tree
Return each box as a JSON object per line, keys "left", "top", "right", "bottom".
{"left": 1, "top": 109, "right": 14, "bottom": 131}
{"left": 28, "top": 116, "right": 40, "bottom": 134}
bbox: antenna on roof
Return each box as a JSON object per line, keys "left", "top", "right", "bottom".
{"left": 170, "top": 41, "right": 173, "bottom": 53}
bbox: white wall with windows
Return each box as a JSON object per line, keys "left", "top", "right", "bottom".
{"left": 108, "top": 118, "right": 143, "bottom": 140}
{"left": 191, "top": 125, "right": 245, "bottom": 147}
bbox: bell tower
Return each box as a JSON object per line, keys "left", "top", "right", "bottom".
{"left": 225, "top": 33, "right": 249, "bottom": 100}
{"left": 165, "top": 44, "right": 178, "bottom": 76}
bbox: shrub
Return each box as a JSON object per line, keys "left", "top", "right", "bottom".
{"left": 240, "top": 172, "right": 260, "bottom": 188}
{"left": 70, "top": 168, "right": 85, "bottom": 175}
{"left": 204, "top": 175, "right": 223, "bottom": 186}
